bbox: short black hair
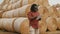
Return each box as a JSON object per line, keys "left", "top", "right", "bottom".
{"left": 30, "top": 4, "right": 38, "bottom": 12}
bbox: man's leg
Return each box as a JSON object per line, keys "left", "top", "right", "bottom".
{"left": 35, "top": 29, "right": 39, "bottom": 34}
{"left": 30, "top": 26, "right": 35, "bottom": 34}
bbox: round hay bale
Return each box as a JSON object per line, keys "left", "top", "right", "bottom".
{"left": 7, "top": 0, "right": 22, "bottom": 10}
{"left": 43, "top": 0, "right": 49, "bottom": 7}
{"left": 48, "top": 6, "right": 59, "bottom": 17}
{"left": 0, "top": 18, "right": 16, "bottom": 32}
{"left": 0, "top": 0, "right": 5, "bottom": 10}
{"left": 14, "top": 18, "right": 29, "bottom": 34}
{"left": 46, "top": 17, "right": 57, "bottom": 32}
{"left": 2, "top": 4, "right": 8, "bottom": 11}
{"left": 2, "top": 11, "right": 14, "bottom": 18}
{"left": 39, "top": 6, "right": 50, "bottom": 20}
{"left": 34, "top": 0, "right": 43, "bottom": 6}
{"left": 39, "top": 20, "right": 47, "bottom": 33}
{"left": 56, "top": 18, "right": 60, "bottom": 29}
{"left": 9, "top": 0, "right": 19, "bottom": 4}
{"left": 21, "top": 0, "right": 36, "bottom": 6}
{"left": 1, "top": 0, "right": 10, "bottom": 5}
{"left": 0, "top": 11, "right": 5, "bottom": 18}
{"left": 0, "top": 19, "right": 3, "bottom": 29}
{"left": 2, "top": 4, "right": 31, "bottom": 18}
{"left": 56, "top": 7, "right": 60, "bottom": 17}
{"left": 0, "top": 0, "right": 10, "bottom": 11}
{"left": 5, "top": 0, "right": 10, "bottom": 4}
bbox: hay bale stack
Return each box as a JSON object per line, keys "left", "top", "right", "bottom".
{"left": 46, "top": 17, "right": 57, "bottom": 32}
{"left": 1, "top": 0, "right": 50, "bottom": 11}
{"left": 0, "top": 17, "right": 46, "bottom": 34}
{"left": 2, "top": 5, "right": 49, "bottom": 18}
{"left": 0, "top": 18, "right": 29, "bottom": 34}
{"left": 38, "top": 7, "right": 49, "bottom": 32}
{"left": 0, "top": 0, "right": 50, "bottom": 11}
{"left": 1, "top": 0, "right": 37, "bottom": 11}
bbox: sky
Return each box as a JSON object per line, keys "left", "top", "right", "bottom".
{"left": 0, "top": 0, "right": 60, "bottom": 6}
{"left": 48, "top": 0, "right": 60, "bottom": 6}
{"left": 0, "top": 0, "right": 4, "bottom": 4}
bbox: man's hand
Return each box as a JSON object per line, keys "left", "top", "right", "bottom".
{"left": 36, "top": 16, "right": 41, "bottom": 21}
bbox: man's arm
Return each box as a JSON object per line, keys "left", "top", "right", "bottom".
{"left": 27, "top": 13, "right": 37, "bottom": 20}
{"left": 30, "top": 16, "right": 37, "bottom": 20}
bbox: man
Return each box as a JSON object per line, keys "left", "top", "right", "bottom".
{"left": 27, "top": 4, "right": 41, "bottom": 34}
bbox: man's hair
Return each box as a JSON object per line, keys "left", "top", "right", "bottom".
{"left": 30, "top": 4, "right": 38, "bottom": 12}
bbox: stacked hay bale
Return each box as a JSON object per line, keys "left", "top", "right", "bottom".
{"left": 46, "top": 5, "right": 60, "bottom": 32}
{"left": 42, "top": 0, "right": 50, "bottom": 7}
{"left": 2, "top": 4, "right": 31, "bottom": 18}
{"left": 1, "top": 0, "right": 22, "bottom": 11}
{"left": 50, "top": 4, "right": 60, "bottom": 30}
{"left": 1, "top": 0, "right": 10, "bottom": 10}
{"left": 0, "top": 0, "right": 50, "bottom": 11}
{"left": 0, "top": 18, "right": 30, "bottom": 34}
{"left": 46, "top": 17, "right": 57, "bottom": 32}
{"left": 1, "top": 18, "right": 16, "bottom": 32}
{"left": 47, "top": 6, "right": 59, "bottom": 18}
{"left": 53, "top": 4, "right": 60, "bottom": 17}
{"left": 56, "top": 7, "right": 60, "bottom": 17}
{"left": 14, "top": 18, "right": 29, "bottom": 34}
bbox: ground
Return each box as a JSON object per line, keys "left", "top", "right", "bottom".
{"left": 0, "top": 30, "right": 60, "bottom": 34}
{"left": 0, "top": 30, "right": 19, "bottom": 34}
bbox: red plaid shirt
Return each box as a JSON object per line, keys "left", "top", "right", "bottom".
{"left": 27, "top": 11, "right": 40, "bottom": 29}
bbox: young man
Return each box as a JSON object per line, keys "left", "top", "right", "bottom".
{"left": 27, "top": 4, "right": 41, "bottom": 34}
